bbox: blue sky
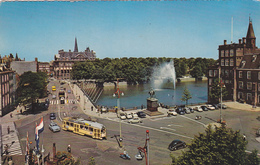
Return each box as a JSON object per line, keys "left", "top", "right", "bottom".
{"left": 0, "top": 1, "right": 260, "bottom": 62}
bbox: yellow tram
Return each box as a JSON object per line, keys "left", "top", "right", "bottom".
{"left": 62, "top": 117, "right": 106, "bottom": 140}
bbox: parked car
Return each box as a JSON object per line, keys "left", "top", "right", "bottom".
{"left": 49, "top": 121, "right": 61, "bottom": 132}
{"left": 167, "top": 109, "right": 177, "bottom": 116}
{"left": 183, "top": 107, "right": 190, "bottom": 114}
{"left": 175, "top": 107, "right": 185, "bottom": 115}
{"left": 188, "top": 107, "right": 194, "bottom": 113}
{"left": 137, "top": 111, "right": 146, "bottom": 118}
{"left": 128, "top": 117, "right": 143, "bottom": 124}
{"left": 168, "top": 139, "right": 187, "bottom": 151}
{"left": 194, "top": 106, "right": 203, "bottom": 112}
{"left": 256, "top": 128, "right": 260, "bottom": 137}
{"left": 217, "top": 103, "right": 227, "bottom": 109}
{"left": 201, "top": 105, "right": 208, "bottom": 111}
{"left": 119, "top": 113, "right": 126, "bottom": 120}
{"left": 126, "top": 113, "right": 133, "bottom": 119}
{"left": 206, "top": 104, "right": 215, "bottom": 110}
{"left": 50, "top": 113, "right": 56, "bottom": 120}
{"left": 131, "top": 112, "right": 138, "bottom": 118}
{"left": 212, "top": 104, "right": 219, "bottom": 109}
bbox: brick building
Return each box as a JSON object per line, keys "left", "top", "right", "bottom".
{"left": 53, "top": 38, "right": 96, "bottom": 79}
{"left": 208, "top": 19, "right": 260, "bottom": 106}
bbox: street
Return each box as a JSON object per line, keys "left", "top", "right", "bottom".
{"left": 12, "top": 80, "right": 260, "bottom": 165}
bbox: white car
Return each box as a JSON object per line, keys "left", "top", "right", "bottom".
{"left": 131, "top": 112, "right": 138, "bottom": 118}
{"left": 128, "top": 118, "right": 143, "bottom": 124}
{"left": 167, "top": 109, "right": 177, "bottom": 116}
{"left": 194, "top": 106, "right": 203, "bottom": 112}
{"left": 206, "top": 104, "right": 215, "bottom": 110}
{"left": 126, "top": 113, "right": 133, "bottom": 119}
{"left": 49, "top": 121, "right": 61, "bottom": 132}
{"left": 119, "top": 113, "right": 126, "bottom": 120}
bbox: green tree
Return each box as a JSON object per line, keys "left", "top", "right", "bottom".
{"left": 171, "top": 124, "right": 259, "bottom": 165}
{"left": 88, "top": 156, "right": 96, "bottom": 165}
{"left": 209, "top": 79, "right": 228, "bottom": 103}
{"left": 181, "top": 87, "right": 192, "bottom": 105}
{"left": 190, "top": 65, "right": 203, "bottom": 79}
{"left": 56, "top": 151, "right": 80, "bottom": 165}
{"left": 16, "top": 71, "right": 48, "bottom": 109}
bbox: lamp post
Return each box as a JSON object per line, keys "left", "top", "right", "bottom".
{"left": 113, "top": 78, "right": 124, "bottom": 148}
{"left": 219, "top": 79, "right": 225, "bottom": 123}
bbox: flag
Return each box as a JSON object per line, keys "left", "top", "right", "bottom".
{"left": 35, "top": 117, "right": 44, "bottom": 151}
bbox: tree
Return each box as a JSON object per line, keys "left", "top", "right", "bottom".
{"left": 181, "top": 87, "right": 192, "bottom": 105}
{"left": 209, "top": 79, "right": 228, "bottom": 103}
{"left": 88, "top": 156, "right": 96, "bottom": 165}
{"left": 190, "top": 65, "right": 203, "bottom": 79}
{"left": 171, "top": 124, "right": 259, "bottom": 165}
{"left": 56, "top": 151, "right": 80, "bottom": 165}
{"left": 16, "top": 71, "right": 48, "bottom": 110}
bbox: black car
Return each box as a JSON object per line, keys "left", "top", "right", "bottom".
{"left": 168, "top": 139, "right": 187, "bottom": 151}
{"left": 175, "top": 107, "right": 185, "bottom": 115}
{"left": 201, "top": 106, "right": 208, "bottom": 111}
{"left": 50, "top": 113, "right": 56, "bottom": 120}
{"left": 137, "top": 111, "right": 146, "bottom": 118}
{"left": 212, "top": 104, "right": 219, "bottom": 109}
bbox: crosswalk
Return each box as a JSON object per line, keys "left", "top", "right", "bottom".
{"left": 49, "top": 99, "right": 78, "bottom": 105}
{"left": 1, "top": 123, "right": 22, "bottom": 156}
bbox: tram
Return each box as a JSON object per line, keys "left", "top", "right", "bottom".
{"left": 62, "top": 117, "right": 106, "bottom": 140}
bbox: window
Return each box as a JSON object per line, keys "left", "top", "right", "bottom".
{"left": 225, "top": 50, "right": 229, "bottom": 57}
{"left": 221, "top": 59, "right": 224, "bottom": 66}
{"left": 209, "top": 78, "right": 213, "bottom": 85}
{"left": 239, "top": 81, "right": 243, "bottom": 89}
{"left": 221, "top": 50, "right": 224, "bottom": 57}
{"left": 247, "top": 93, "right": 252, "bottom": 101}
{"left": 258, "top": 83, "right": 260, "bottom": 91}
{"left": 247, "top": 71, "right": 251, "bottom": 79}
{"left": 225, "top": 59, "right": 229, "bottom": 66}
{"left": 214, "top": 70, "right": 218, "bottom": 77}
{"left": 225, "top": 70, "right": 229, "bottom": 77}
{"left": 239, "top": 71, "right": 243, "bottom": 78}
{"left": 247, "top": 82, "right": 252, "bottom": 90}
{"left": 230, "top": 59, "right": 234, "bottom": 66}
{"left": 230, "top": 49, "right": 234, "bottom": 57}
{"left": 238, "top": 92, "right": 243, "bottom": 99}
{"left": 209, "top": 70, "right": 213, "bottom": 77}
{"left": 258, "top": 72, "right": 260, "bottom": 80}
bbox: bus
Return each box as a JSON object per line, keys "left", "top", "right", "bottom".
{"left": 52, "top": 86, "right": 56, "bottom": 91}
{"left": 62, "top": 117, "right": 106, "bottom": 140}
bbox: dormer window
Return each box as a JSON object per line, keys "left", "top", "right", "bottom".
{"left": 252, "top": 55, "right": 257, "bottom": 62}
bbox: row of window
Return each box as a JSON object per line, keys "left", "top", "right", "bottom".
{"left": 221, "top": 59, "right": 234, "bottom": 66}
{"left": 220, "top": 49, "right": 234, "bottom": 57}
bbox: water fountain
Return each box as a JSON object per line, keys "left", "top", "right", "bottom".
{"left": 151, "top": 60, "right": 176, "bottom": 89}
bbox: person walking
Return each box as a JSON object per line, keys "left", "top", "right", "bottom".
{"left": 7, "top": 126, "right": 10, "bottom": 134}
{"left": 67, "top": 145, "right": 71, "bottom": 153}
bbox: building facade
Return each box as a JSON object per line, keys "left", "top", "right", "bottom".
{"left": 53, "top": 38, "right": 96, "bottom": 79}
{"left": 208, "top": 19, "right": 260, "bottom": 105}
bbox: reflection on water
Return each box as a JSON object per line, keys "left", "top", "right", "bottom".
{"left": 96, "top": 80, "right": 208, "bottom": 109}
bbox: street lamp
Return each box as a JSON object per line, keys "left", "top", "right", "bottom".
{"left": 219, "top": 79, "right": 225, "bottom": 123}
{"left": 113, "top": 78, "right": 124, "bottom": 148}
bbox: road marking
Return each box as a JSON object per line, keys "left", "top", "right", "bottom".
{"left": 160, "top": 127, "right": 176, "bottom": 131}
{"left": 180, "top": 115, "right": 206, "bottom": 127}
{"left": 105, "top": 117, "right": 193, "bottom": 139}
{"left": 168, "top": 124, "right": 183, "bottom": 127}
{"left": 150, "top": 116, "right": 176, "bottom": 121}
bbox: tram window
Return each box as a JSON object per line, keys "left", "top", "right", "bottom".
{"left": 80, "top": 125, "right": 83, "bottom": 129}
{"left": 85, "top": 126, "right": 88, "bottom": 130}
{"left": 66, "top": 122, "right": 69, "bottom": 125}
{"left": 70, "top": 123, "right": 73, "bottom": 126}
{"left": 90, "top": 128, "right": 93, "bottom": 132}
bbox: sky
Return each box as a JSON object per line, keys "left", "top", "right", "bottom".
{"left": 0, "top": 1, "right": 260, "bottom": 62}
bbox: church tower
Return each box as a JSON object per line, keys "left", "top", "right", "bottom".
{"left": 74, "top": 37, "right": 78, "bottom": 52}
{"left": 246, "top": 17, "right": 256, "bottom": 48}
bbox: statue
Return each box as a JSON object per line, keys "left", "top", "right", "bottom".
{"left": 149, "top": 88, "right": 155, "bottom": 98}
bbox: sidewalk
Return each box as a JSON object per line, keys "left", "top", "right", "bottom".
{"left": 224, "top": 101, "right": 260, "bottom": 111}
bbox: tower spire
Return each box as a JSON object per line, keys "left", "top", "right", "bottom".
{"left": 74, "top": 37, "right": 78, "bottom": 52}
{"left": 246, "top": 17, "right": 256, "bottom": 48}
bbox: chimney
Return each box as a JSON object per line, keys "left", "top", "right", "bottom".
{"left": 239, "top": 39, "right": 242, "bottom": 44}
{"left": 224, "top": 40, "right": 227, "bottom": 45}
{"left": 53, "top": 143, "right": 56, "bottom": 159}
{"left": 243, "top": 37, "right": 246, "bottom": 44}
{"left": 35, "top": 58, "right": 38, "bottom": 62}
{"left": 69, "top": 49, "right": 71, "bottom": 52}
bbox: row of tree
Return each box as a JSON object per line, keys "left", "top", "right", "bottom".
{"left": 71, "top": 57, "right": 217, "bottom": 84}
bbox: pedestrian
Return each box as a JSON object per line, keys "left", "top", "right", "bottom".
{"left": 7, "top": 126, "right": 10, "bottom": 134}
{"left": 243, "top": 134, "right": 247, "bottom": 141}
{"left": 91, "top": 106, "right": 93, "bottom": 111}
{"left": 10, "top": 113, "right": 12, "bottom": 118}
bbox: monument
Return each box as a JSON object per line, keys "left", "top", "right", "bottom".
{"left": 145, "top": 88, "right": 163, "bottom": 116}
